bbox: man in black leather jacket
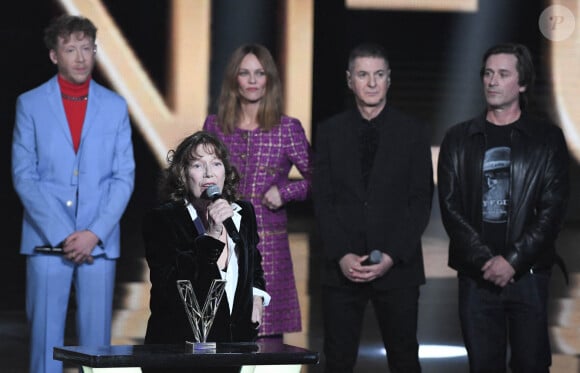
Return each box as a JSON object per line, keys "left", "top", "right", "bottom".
{"left": 437, "top": 43, "right": 569, "bottom": 373}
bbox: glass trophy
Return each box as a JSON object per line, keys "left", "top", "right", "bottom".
{"left": 176, "top": 278, "right": 227, "bottom": 351}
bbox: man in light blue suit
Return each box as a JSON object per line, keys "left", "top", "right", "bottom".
{"left": 11, "top": 15, "right": 135, "bottom": 373}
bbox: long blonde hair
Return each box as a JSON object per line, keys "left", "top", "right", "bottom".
{"left": 217, "top": 44, "right": 283, "bottom": 134}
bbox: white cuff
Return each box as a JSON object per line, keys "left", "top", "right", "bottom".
{"left": 253, "top": 287, "right": 271, "bottom": 306}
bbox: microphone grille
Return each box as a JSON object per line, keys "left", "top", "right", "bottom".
{"left": 369, "top": 250, "right": 382, "bottom": 264}
{"left": 206, "top": 184, "right": 221, "bottom": 198}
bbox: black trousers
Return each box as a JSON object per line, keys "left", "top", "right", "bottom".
{"left": 459, "top": 273, "right": 551, "bottom": 373}
{"left": 322, "top": 283, "right": 421, "bottom": 373}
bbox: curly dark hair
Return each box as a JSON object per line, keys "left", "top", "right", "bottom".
{"left": 43, "top": 14, "right": 97, "bottom": 51}
{"left": 158, "top": 131, "right": 240, "bottom": 204}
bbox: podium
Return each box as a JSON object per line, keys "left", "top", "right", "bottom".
{"left": 53, "top": 341, "right": 319, "bottom": 373}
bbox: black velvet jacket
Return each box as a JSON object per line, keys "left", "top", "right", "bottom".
{"left": 437, "top": 112, "right": 570, "bottom": 279}
{"left": 142, "top": 199, "right": 265, "bottom": 345}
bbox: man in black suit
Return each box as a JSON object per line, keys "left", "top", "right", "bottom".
{"left": 312, "top": 42, "right": 433, "bottom": 373}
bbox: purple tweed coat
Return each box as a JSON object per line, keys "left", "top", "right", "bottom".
{"left": 203, "top": 114, "right": 312, "bottom": 336}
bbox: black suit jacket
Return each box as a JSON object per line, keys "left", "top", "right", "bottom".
{"left": 312, "top": 106, "right": 433, "bottom": 289}
{"left": 142, "top": 199, "right": 265, "bottom": 344}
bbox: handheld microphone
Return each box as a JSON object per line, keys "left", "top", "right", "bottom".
{"left": 204, "top": 185, "right": 241, "bottom": 243}
{"left": 362, "top": 249, "right": 382, "bottom": 265}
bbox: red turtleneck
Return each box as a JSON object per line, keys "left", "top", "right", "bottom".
{"left": 58, "top": 75, "right": 90, "bottom": 153}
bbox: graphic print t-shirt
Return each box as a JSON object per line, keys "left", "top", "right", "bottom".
{"left": 482, "top": 120, "right": 514, "bottom": 254}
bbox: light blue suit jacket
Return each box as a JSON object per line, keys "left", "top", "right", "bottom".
{"left": 11, "top": 75, "right": 135, "bottom": 258}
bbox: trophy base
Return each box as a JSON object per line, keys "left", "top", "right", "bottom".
{"left": 185, "top": 341, "right": 217, "bottom": 351}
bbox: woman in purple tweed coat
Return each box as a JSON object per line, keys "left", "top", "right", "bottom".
{"left": 203, "top": 43, "right": 312, "bottom": 340}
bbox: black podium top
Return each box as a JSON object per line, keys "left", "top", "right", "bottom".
{"left": 53, "top": 342, "right": 319, "bottom": 368}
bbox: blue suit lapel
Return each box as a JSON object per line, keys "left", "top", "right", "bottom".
{"left": 78, "top": 80, "right": 99, "bottom": 152}
{"left": 47, "top": 76, "right": 74, "bottom": 149}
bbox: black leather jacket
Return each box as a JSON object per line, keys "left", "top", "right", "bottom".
{"left": 437, "top": 112, "right": 569, "bottom": 279}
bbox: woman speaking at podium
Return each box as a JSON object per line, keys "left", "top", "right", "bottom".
{"left": 142, "top": 131, "right": 270, "bottom": 373}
